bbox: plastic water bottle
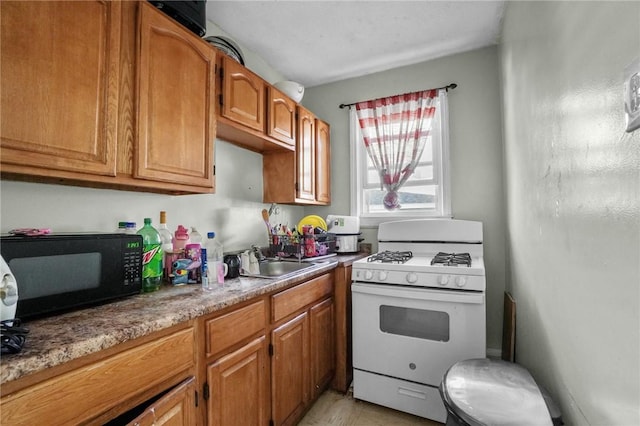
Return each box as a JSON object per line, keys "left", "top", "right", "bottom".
{"left": 125, "top": 222, "right": 137, "bottom": 234}
{"left": 189, "top": 227, "right": 203, "bottom": 244}
{"left": 138, "top": 218, "right": 163, "bottom": 292}
{"left": 200, "top": 247, "right": 211, "bottom": 291}
{"left": 158, "top": 211, "right": 173, "bottom": 281}
{"left": 205, "top": 232, "right": 224, "bottom": 286}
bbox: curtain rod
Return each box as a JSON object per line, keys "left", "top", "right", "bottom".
{"left": 338, "top": 83, "right": 457, "bottom": 109}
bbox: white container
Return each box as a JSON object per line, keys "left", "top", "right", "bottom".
{"left": 326, "top": 215, "right": 360, "bottom": 235}
{"left": 0, "top": 256, "right": 18, "bottom": 322}
{"left": 274, "top": 81, "right": 305, "bottom": 103}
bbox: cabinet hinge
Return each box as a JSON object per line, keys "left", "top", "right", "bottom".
{"left": 195, "top": 390, "right": 199, "bottom": 407}
{"left": 213, "top": 165, "right": 216, "bottom": 176}
{"left": 203, "top": 382, "right": 210, "bottom": 401}
{"left": 294, "top": 182, "right": 299, "bottom": 191}
{"left": 219, "top": 67, "right": 224, "bottom": 79}
{"left": 268, "top": 343, "right": 274, "bottom": 357}
{"left": 269, "top": 420, "right": 274, "bottom": 426}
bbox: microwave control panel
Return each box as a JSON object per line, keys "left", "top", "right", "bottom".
{"left": 123, "top": 238, "right": 143, "bottom": 287}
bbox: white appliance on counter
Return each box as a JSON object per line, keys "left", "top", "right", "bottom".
{"left": 351, "top": 219, "right": 486, "bottom": 423}
{"left": 326, "top": 215, "right": 362, "bottom": 253}
{"left": 1, "top": 255, "right": 19, "bottom": 323}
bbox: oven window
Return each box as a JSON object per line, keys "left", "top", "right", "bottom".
{"left": 380, "top": 305, "right": 450, "bottom": 342}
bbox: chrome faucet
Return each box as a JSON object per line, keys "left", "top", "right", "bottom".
{"left": 251, "top": 245, "right": 266, "bottom": 262}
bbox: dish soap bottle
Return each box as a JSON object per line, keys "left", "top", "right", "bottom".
{"left": 138, "top": 218, "right": 163, "bottom": 292}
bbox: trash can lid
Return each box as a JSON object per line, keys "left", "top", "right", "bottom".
{"left": 441, "top": 358, "right": 553, "bottom": 426}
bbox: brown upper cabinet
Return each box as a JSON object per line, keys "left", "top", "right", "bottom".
{"left": 216, "top": 55, "right": 295, "bottom": 153}
{"left": 315, "top": 119, "right": 332, "bottom": 204}
{"left": 0, "top": 1, "right": 216, "bottom": 194}
{"left": 214, "top": 51, "right": 331, "bottom": 205}
{"left": 267, "top": 86, "right": 297, "bottom": 147}
{"left": 263, "top": 107, "right": 331, "bottom": 205}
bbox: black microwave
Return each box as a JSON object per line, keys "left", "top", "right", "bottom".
{"left": 0, "top": 233, "right": 143, "bottom": 320}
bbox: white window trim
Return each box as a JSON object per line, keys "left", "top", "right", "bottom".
{"left": 350, "top": 90, "right": 452, "bottom": 228}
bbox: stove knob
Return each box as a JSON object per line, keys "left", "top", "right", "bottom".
{"left": 438, "top": 275, "right": 450, "bottom": 286}
{"left": 456, "top": 276, "right": 467, "bottom": 287}
{"left": 406, "top": 272, "right": 418, "bottom": 284}
{"left": 364, "top": 270, "right": 374, "bottom": 281}
{"left": 378, "top": 271, "right": 388, "bottom": 281}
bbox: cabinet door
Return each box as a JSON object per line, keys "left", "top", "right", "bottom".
{"left": 267, "top": 87, "right": 296, "bottom": 146}
{"left": 207, "top": 336, "right": 268, "bottom": 426}
{"left": 127, "top": 377, "right": 197, "bottom": 426}
{"left": 310, "top": 298, "right": 335, "bottom": 399}
{"left": 315, "top": 119, "right": 331, "bottom": 204}
{"left": 296, "top": 106, "right": 316, "bottom": 202}
{"left": 136, "top": 2, "right": 215, "bottom": 188}
{"left": 0, "top": 1, "right": 120, "bottom": 177}
{"left": 271, "top": 312, "right": 309, "bottom": 426}
{"left": 220, "top": 56, "right": 265, "bottom": 132}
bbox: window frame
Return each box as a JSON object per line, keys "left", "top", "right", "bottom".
{"left": 349, "top": 89, "right": 452, "bottom": 227}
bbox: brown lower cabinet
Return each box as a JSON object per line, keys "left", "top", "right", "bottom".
{"left": 203, "top": 271, "right": 334, "bottom": 426}
{"left": 0, "top": 323, "right": 197, "bottom": 426}
{"left": 0, "top": 272, "right": 337, "bottom": 426}
{"left": 127, "top": 377, "right": 197, "bottom": 426}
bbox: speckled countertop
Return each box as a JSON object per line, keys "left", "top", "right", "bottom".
{"left": 0, "top": 254, "right": 366, "bottom": 386}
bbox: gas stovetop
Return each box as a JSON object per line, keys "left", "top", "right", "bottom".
{"left": 367, "top": 250, "right": 413, "bottom": 264}
{"left": 354, "top": 250, "right": 486, "bottom": 291}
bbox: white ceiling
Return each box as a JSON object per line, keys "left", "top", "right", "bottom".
{"left": 205, "top": 1, "right": 506, "bottom": 88}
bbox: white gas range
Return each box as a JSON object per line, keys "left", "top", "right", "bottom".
{"left": 351, "top": 219, "right": 486, "bottom": 423}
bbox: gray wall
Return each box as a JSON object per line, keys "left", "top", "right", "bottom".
{"left": 303, "top": 46, "right": 507, "bottom": 354}
{"left": 500, "top": 2, "right": 640, "bottom": 425}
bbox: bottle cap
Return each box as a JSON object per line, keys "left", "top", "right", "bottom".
{"left": 175, "top": 225, "right": 189, "bottom": 239}
{"left": 144, "top": 218, "right": 151, "bottom": 225}
{"left": 207, "top": 232, "right": 215, "bottom": 239}
{"left": 160, "top": 211, "right": 167, "bottom": 224}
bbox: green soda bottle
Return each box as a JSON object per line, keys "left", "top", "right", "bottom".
{"left": 138, "top": 217, "right": 163, "bottom": 292}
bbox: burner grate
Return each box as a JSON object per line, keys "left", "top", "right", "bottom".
{"left": 431, "top": 252, "right": 472, "bottom": 267}
{"left": 367, "top": 250, "right": 413, "bottom": 264}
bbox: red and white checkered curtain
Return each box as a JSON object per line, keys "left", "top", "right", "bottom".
{"left": 355, "top": 89, "right": 438, "bottom": 210}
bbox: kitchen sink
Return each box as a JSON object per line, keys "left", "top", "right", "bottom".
{"left": 245, "top": 260, "right": 322, "bottom": 279}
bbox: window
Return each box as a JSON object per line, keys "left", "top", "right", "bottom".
{"left": 350, "top": 89, "right": 451, "bottom": 226}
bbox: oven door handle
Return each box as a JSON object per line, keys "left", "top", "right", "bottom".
{"left": 351, "top": 282, "right": 484, "bottom": 304}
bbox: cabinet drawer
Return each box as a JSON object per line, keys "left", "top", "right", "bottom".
{"left": 1, "top": 327, "right": 194, "bottom": 426}
{"left": 272, "top": 273, "right": 333, "bottom": 323}
{"left": 206, "top": 300, "right": 266, "bottom": 357}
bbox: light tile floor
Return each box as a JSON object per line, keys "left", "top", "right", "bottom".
{"left": 298, "top": 389, "right": 443, "bottom": 426}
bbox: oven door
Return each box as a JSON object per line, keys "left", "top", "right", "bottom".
{"left": 352, "top": 282, "right": 486, "bottom": 387}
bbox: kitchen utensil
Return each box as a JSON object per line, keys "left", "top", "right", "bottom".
{"left": 297, "top": 215, "right": 327, "bottom": 233}
{"left": 261, "top": 209, "right": 272, "bottom": 235}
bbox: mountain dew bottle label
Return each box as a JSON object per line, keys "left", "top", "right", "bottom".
{"left": 138, "top": 217, "right": 163, "bottom": 293}
{"left": 142, "top": 244, "right": 163, "bottom": 278}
